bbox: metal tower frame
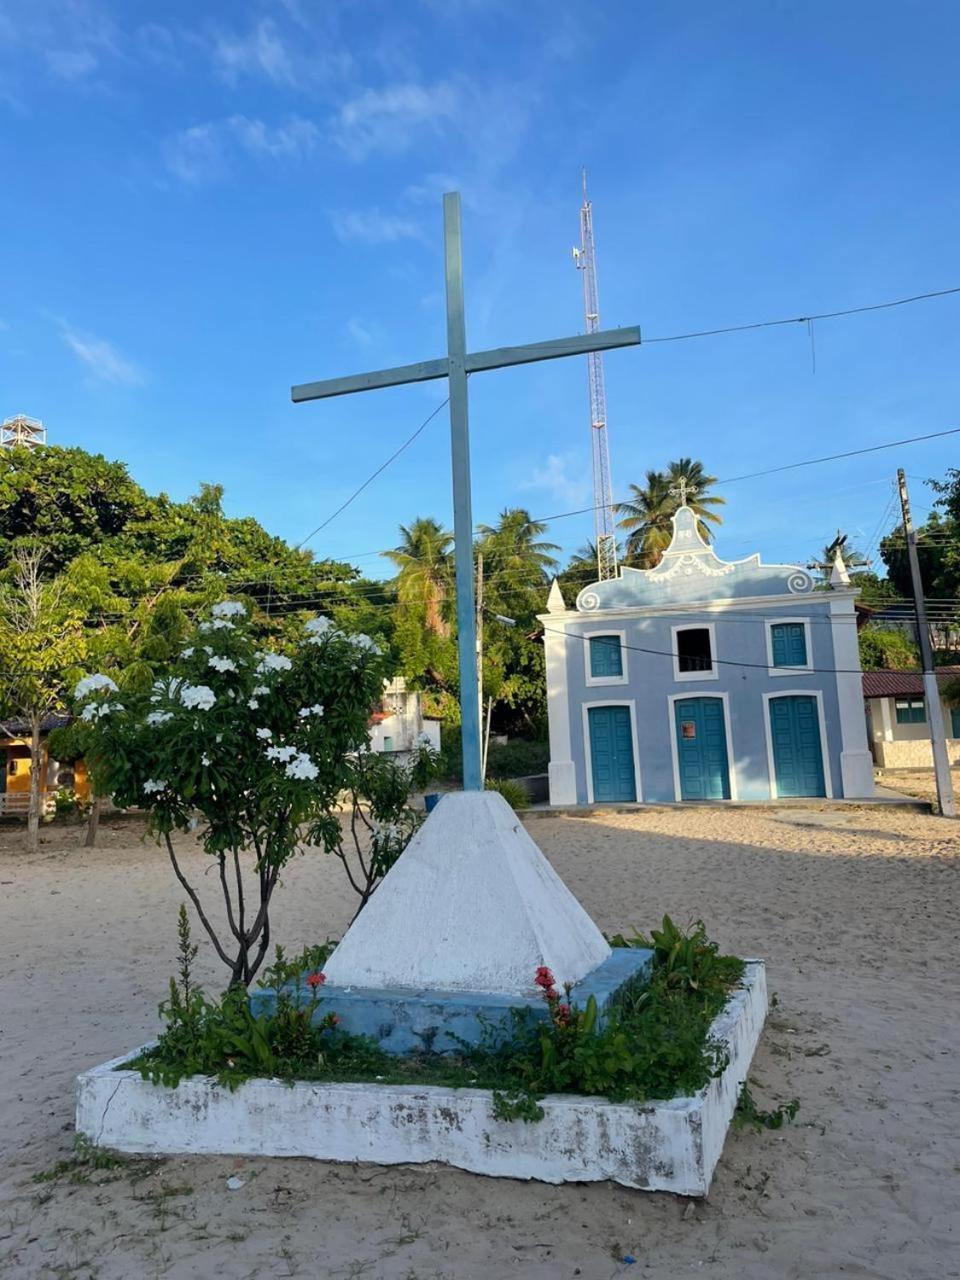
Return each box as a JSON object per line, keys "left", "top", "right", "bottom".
{"left": 573, "top": 171, "right": 618, "bottom": 581}
{"left": 1, "top": 415, "right": 46, "bottom": 449}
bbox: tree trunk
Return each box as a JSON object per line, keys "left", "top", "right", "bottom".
{"left": 26, "top": 718, "right": 42, "bottom": 851}
{"left": 84, "top": 794, "right": 102, "bottom": 848}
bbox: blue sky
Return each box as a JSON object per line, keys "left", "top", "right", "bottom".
{"left": 2, "top": 0, "right": 958, "bottom": 576}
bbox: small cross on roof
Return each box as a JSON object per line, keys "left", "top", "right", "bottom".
{"left": 670, "top": 476, "right": 696, "bottom": 506}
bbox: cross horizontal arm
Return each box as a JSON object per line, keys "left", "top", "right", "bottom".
{"left": 465, "top": 325, "right": 641, "bottom": 374}
{"left": 291, "top": 356, "right": 449, "bottom": 403}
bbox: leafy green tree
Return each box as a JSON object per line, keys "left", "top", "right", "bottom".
{"left": 858, "top": 626, "right": 920, "bottom": 671}
{"left": 79, "top": 605, "right": 387, "bottom": 987}
{"left": 0, "top": 548, "right": 85, "bottom": 848}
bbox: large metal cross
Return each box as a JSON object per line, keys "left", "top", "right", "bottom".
{"left": 292, "top": 192, "right": 640, "bottom": 791}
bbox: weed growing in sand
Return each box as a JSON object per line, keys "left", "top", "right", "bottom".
{"left": 32, "top": 1136, "right": 145, "bottom": 1185}
{"left": 734, "top": 1082, "right": 800, "bottom": 1131}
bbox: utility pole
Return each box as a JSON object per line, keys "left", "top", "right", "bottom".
{"left": 897, "top": 468, "right": 956, "bottom": 817}
{"left": 475, "top": 551, "right": 484, "bottom": 740}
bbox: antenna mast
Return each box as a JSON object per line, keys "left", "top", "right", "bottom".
{"left": 573, "top": 170, "right": 618, "bottom": 580}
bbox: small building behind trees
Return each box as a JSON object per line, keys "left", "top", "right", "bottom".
{"left": 0, "top": 715, "right": 90, "bottom": 818}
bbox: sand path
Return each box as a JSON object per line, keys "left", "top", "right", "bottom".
{"left": 1, "top": 804, "right": 958, "bottom": 1279}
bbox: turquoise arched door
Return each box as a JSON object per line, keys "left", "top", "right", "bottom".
{"left": 587, "top": 705, "right": 637, "bottom": 802}
{"left": 674, "top": 698, "right": 731, "bottom": 800}
{"left": 768, "top": 696, "right": 826, "bottom": 797}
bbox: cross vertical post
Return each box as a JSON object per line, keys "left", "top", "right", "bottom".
{"left": 443, "top": 192, "right": 483, "bottom": 790}
{"left": 290, "top": 191, "right": 641, "bottom": 794}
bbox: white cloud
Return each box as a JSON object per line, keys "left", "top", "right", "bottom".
{"left": 227, "top": 114, "right": 319, "bottom": 159}
{"left": 213, "top": 18, "right": 295, "bottom": 85}
{"left": 45, "top": 48, "right": 98, "bottom": 79}
{"left": 163, "top": 123, "right": 225, "bottom": 184}
{"left": 330, "top": 208, "right": 424, "bottom": 245}
{"left": 344, "top": 317, "right": 375, "bottom": 346}
{"left": 521, "top": 453, "right": 590, "bottom": 508}
{"left": 334, "top": 82, "right": 459, "bottom": 160}
{"left": 163, "top": 115, "right": 317, "bottom": 183}
{"left": 60, "top": 324, "right": 145, "bottom": 387}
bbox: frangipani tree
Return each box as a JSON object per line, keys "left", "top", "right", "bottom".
{"left": 79, "top": 603, "right": 387, "bottom": 987}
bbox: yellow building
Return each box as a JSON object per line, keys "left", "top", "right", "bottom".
{"left": 0, "top": 715, "right": 90, "bottom": 818}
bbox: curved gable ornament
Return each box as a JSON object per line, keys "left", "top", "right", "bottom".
{"left": 576, "top": 506, "right": 814, "bottom": 611}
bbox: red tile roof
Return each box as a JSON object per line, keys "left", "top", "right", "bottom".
{"left": 862, "top": 667, "right": 960, "bottom": 698}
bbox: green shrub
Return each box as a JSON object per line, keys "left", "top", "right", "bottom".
{"left": 486, "top": 739, "right": 549, "bottom": 779}
{"left": 485, "top": 777, "right": 529, "bottom": 810}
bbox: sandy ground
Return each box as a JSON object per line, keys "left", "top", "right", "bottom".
{"left": 876, "top": 765, "right": 960, "bottom": 810}
{"left": 1, "top": 804, "right": 958, "bottom": 1280}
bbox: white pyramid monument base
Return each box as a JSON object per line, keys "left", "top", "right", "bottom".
{"left": 323, "top": 790, "right": 611, "bottom": 996}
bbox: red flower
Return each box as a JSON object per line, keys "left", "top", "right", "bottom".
{"left": 306, "top": 972, "right": 326, "bottom": 989}
{"left": 330, "top": 1014, "right": 340, "bottom": 1026}
{"left": 556, "top": 1003, "right": 571, "bottom": 1026}
{"left": 534, "top": 966, "right": 555, "bottom": 990}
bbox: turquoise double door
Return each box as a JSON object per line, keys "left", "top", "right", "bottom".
{"left": 769, "top": 695, "right": 826, "bottom": 797}
{"left": 587, "top": 706, "right": 637, "bottom": 802}
{"left": 587, "top": 695, "right": 828, "bottom": 803}
{"left": 674, "top": 697, "right": 731, "bottom": 800}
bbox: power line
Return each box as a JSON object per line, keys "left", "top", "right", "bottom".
{"left": 639, "top": 285, "right": 960, "bottom": 346}
{"left": 541, "top": 622, "right": 954, "bottom": 678}
{"left": 522, "top": 427, "right": 960, "bottom": 527}
{"left": 296, "top": 397, "right": 448, "bottom": 550}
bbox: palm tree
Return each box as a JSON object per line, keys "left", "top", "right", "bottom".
{"left": 383, "top": 517, "right": 453, "bottom": 636}
{"left": 616, "top": 459, "right": 724, "bottom": 568}
{"left": 476, "top": 508, "right": 560, "bottom": 595}
{"left": 664, "top": 458, "right": 725, "bottom": 537}
{"left": 615, "top": 469, "right": 674, "bottom": 567}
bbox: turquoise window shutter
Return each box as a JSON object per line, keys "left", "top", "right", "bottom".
{"left": 771, "top": 623, "right": 807, "bottom": 667}
{"left": 589, "top": 635, "right": 623, "bottom": 678}
{"left": 895, "top": 699, "right": 926, "bottom": 725}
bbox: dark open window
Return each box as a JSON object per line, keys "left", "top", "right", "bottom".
{"left": 677, "top": 627, "right": 713, "bottom": 674}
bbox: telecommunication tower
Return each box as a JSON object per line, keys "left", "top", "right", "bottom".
{"left": 572, "top": 170, "right": 618, "bottom": 580}
{"left": 1, "top": 414, "right": 46, "bottom": 449}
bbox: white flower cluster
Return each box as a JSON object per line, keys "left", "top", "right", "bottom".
{"left": 255, "top": 653, "right": 292, "bottom": 675}
{"left": 146, "top": 710, "right": 174, "bottom": 727}
{"left": 208, "top": 656, "right": 237, "bottom": 673}
{"left": 180, "top": 684, "right": 216, "bottom": 711}
{"left": 266, "top": 744, "right": 297, "bottom": 763}
{"left": 198, "top": 619, "right": 234, "bottom": 633}
{"left": 303, "top": 616, "right": 337, "bottom": 644}
{"left": 143, "top": 779, "right": 166, "bottom": 795}
{"left": 212, "top": 600, "right": 247, "bottom": 619}
{"left": 201, "top": 754, "right": 211, "bottom": 766}
{"left": 75, "top": 673, "right": 119, "bottom": 699}
{"left": 80, "top": 701, "right": 122, "bottom": 722}
{"left": 298, "top": 704, "right": 324, "bottom": 718}
{"left": 256, "top": 727, "right": 272, "bottom": 740}
{"left": 181, "top": 647, "right": 195, "bottom": 658}
{"left": 349, "top": 633, "right": 380, "bottom": 654}
{"left": 285, "top": 753, "right": 318, "bottom": 781}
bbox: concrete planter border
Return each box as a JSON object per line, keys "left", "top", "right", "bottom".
{"left": 76, "top": 961, "right": 766, "bottom": 1196}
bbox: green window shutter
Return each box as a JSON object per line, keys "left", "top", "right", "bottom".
{"left": 894, "top": 699, "right": 926, "bottom": 725}
{"left": 771, "top": 623, "right": 807, "bottom": 667}
{"left": 589, "top": 635, "right": 623, "bottom": 678}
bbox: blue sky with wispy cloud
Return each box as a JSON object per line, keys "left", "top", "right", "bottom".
{"left": 2, "top": 0, "right": 958, "bottom": 572}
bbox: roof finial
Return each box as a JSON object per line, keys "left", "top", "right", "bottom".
{"left": 670, "top": 476, "right": 696, "bottom": 507}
